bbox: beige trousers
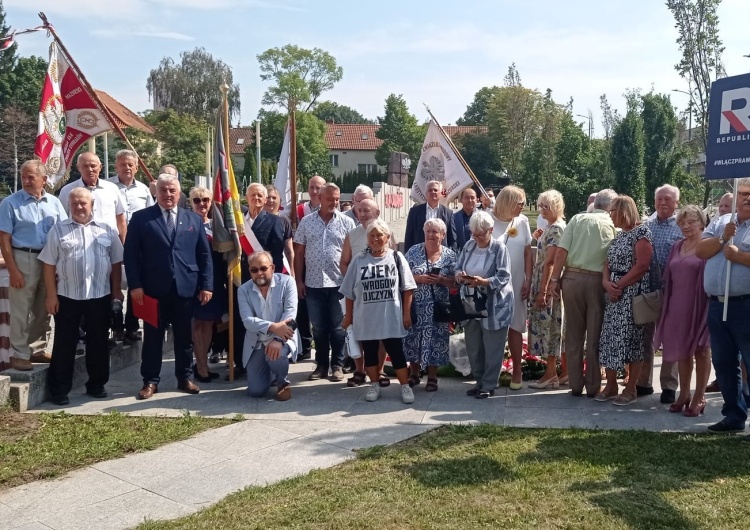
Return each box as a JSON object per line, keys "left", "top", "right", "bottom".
{"left": 9, "top": 249, "right": 50, "bottom": 360}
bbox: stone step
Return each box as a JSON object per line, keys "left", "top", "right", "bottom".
{"left": 0, "top": 374, "right": 9, "bottom": 405}
{"left": 1, "top": 339, "right": 144, "bottom": 412}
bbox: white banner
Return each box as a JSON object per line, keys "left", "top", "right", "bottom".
{"left": 410, "top": 121, "right": 474, "bottom": 205}
{"left": 273, "top": 121, "right": 291, "bottom": 215}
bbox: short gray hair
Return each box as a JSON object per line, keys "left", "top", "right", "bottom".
{"left": 353, "top": 184, "right": 373, "bottom": 199}
{"left": 115, "top": 149, "right": 137, "bottom": 161}
{"left": 426, "top": 180, "right": 443, "bottom": 190}
{"left": 423, "top": 218, "right": 447, "bottom": 236}
{"left": 469, "top": 210, "right": 494, "bottom": 233}
{"left": 654, "top": 184, "right": 680, "bottom": 202}
{"left": 320, "top": 183, "right": 340, "bottom": 196}
{"left": 594, "top": 189, "right": 618, "bottom": 210}
{"left": 156, "top": 173, "right": 179, "bottom": 187}
{"left": 246, "top": 182, "right": 267, "bottom": 197}
{"left": 737, "top": 178, "right": 750, "bottom": 189}
{"left": 20, "top": 159, "right": 46, "bottom": 177}
{"left": 68, "top": 187, "right": 93, "bottom": 204}
{"left": 366, "top": 218, "right": 391, "bottom": 237}
{"left": 248, "top": 251, "right": 274, "bottom": 267}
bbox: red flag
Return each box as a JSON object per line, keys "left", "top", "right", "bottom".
{"left": 34, "top": 42, "right": 112, "bottom": 189}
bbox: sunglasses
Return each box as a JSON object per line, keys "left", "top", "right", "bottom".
{"left": 192, "top": 197, "right": 210, "bottom": 205}
{"left": 250, "top": 266, "right": 270, "bottom": 273}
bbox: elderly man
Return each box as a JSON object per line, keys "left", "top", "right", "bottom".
{"left": 108, "top": 149, "right": 154, "bottom": 343}
{"left": 294, "top": 183, "right": 356, "bottom": 381}
{"left": 0, "top": 160, "right": 67, "bottom": 370}
{"left": 59, "top": 152, "right": 127, "bottom": 243}
{"left": 404, "top": 180, "right": 455, "bottom": 252}
{"left": 550, "top": 189, "right": 618, "bottom": 397}
{"left": 124, "top": 174, "right": 213, "bottom": 399}
{"left": 636, "top": 184, "right": 682, "bottom": 403}
{"left": 39, "top": 188, "right": 124, "bottom": 405}
{"left": 344, "top": 184, "right": 374, "bottom": 226}
{"left": 697, "top": 178, "right": 750, "bottom": 434}
{"left": 452, "top": 187, "right": 478, "bottom": 251}
{"left": 238, "top": 251, "right": 297, "bottom": 400}
{"left": 149, "top": 164, "right": 188, "bottom": 209}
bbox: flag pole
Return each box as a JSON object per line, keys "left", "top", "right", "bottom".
{"left": 289, "top": 102, "right": 299, "bottom": 230}
{"left": 221, "top": 83, "right": 236, "bottom": 382}
{"left": 722, "top": 178, "right": 739, "bottom": 321}
{"left": 38, "top": 12, "right": 154, "bottom": 181}
{"left": 423, "top": 104, "right": 488, "bottom": 198}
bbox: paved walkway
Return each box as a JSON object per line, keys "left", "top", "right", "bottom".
{"left": 1, "top": 354, "right": 726, "bottom": 530}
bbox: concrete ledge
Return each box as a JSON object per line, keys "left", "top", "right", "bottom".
{"left": 1, "top": 340, "right": 143, "bottom": 411}
{"left": 0, "top": 374, "right": 10, "bottom": 405}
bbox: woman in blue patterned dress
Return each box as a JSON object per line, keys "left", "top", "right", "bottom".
{"left": 598, "top": 195, "right": 653, "bottom": 406}
{"left": 404, "top": 218, "right": 456, "bottom": 392}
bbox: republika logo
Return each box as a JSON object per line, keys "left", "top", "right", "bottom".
{"left": 719, "top": 87, "right": 750, "bottom": 136}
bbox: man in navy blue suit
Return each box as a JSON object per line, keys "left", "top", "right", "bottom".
{"left": 403, "top": 180, "right": 456, "bottom": 252}
{"left": 124, "top": 174, "right": 213, "bottom": 399}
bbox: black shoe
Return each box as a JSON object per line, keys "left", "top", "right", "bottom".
{"left": 209, "top": 354, "right": 220, "bottom": 364}
{"left": 297, "top": 350, "right": 312, "bottom": 361}
{"left": 466, "top": 387, "right": 481, "bottom": 396}
{"left": 307, "top": 367, "right": 328, "bottom": 381}
{"left": 52, "top": 395, "right": 70, "bottom": 405}
{"left": 660, "top": 389, "right": 676, "bottom": 404}
{"left": 636, "top": 385, "right": 654, "bottom": 397}
{"left": 86, "top": 388, "right": 107, "bottom": 399}
{"left": 476, "top": 389, "right": 495, "bottom": 399}
{"left": 124, "top": 330, "right": 141, "bottom": 343}
{"left": 707, "top": 420, "right": 746, "bottom": 434}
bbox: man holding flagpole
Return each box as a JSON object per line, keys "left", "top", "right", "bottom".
{"left": 697, "top": 178, "right": 750, "bottom": 435}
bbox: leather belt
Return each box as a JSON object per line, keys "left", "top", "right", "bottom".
{"left": 565, "top": 267, "right": 600, "bottom": 276}
{"left": 12, "top": 246, "right": 42, "bottom": 253}
{"left": 709, "top": 294, "right": 750, "bottom": 303}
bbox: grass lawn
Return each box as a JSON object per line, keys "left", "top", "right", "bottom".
{"left": 0, "top": 407, "right": 232, "bottom": 491}
{"left": 138, "top": 424, "right": 750, "bottom": 530}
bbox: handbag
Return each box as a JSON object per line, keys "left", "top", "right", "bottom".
{"left": 460, "top": 285, "right": 489, "bottom": 319}
{"left": 431, "top": 285, "right": 457, "bottom": 323}
{"left": 632, "top": 290, "right": 663, "bottom": 325}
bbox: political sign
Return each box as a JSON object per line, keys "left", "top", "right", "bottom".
{"left": 705, "top": 73, "right": 750, "bottom": 180}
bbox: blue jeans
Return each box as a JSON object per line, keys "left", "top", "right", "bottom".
{"left": 246, "top": 345, "right": 290, "bottom": 398}
{"left": 707, "top": 298, "right": 750, "bottom": 428}
{"left": 305, "top": 286, "right": 345, "bottom": 371}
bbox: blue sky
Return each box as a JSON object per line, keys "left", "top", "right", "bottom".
{"left": 4, "top": 0, "right": 750, "bottom": 135}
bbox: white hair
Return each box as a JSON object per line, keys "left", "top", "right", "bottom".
{"left": 115, "top": 149, "right": 137, "bottom": 161}
{"left": 353, "top": 184, "right": 373, "bottom": 199}
{"left": 366, "top": 218, "right": 391, "bottom": 237}
{"left": 594, "top": 189, "right": 618, "bottom": 210}
{"left": 423, "top": 218, "right": 447, "bottom": 235}
{"left": 654, "top": 184, "right": 680, "bottom": 201}
{"left": 469, "top": 210, "right": 494, "bottom": 232}
{"left": 156, "top": 173, "right": 179, "bottom": 187}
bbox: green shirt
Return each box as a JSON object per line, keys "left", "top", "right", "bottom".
{"left": 558, "top": 210, "right": 616, "bottom": 273}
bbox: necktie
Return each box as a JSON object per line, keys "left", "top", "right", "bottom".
{"left": 166, "top": 209, "right": 175, "bottom": 240}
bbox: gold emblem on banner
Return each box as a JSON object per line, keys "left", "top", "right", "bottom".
{"left": 76, "top": 110, "right": 99, "bottom": 130}
{"left": 41, "top": 94, "right": 65, "bottom": 145}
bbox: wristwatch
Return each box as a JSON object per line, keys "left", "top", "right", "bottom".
{"left": 272, "top": 337, "right": 284, "bottom": 343}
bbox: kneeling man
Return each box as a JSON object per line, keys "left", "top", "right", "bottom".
{"left": 238, "top": 251, "right": 297, "bottom": 400}
{"left": 39, "top": 188, "right": 123, "bottom": 405}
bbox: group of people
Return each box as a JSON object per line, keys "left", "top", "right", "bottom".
{"left": 1, "top": 158, "right": 749, "bottom": 436}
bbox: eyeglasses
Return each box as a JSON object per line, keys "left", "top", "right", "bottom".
{"left": 537, "top": 203, "right": 550, "bottom": 210}
{"left": 678, "top": 219, "right": 702, "bottom": 227}
{"left": 471, "top": 230, "right": 490, "bottom": 238}
{"left": 738, "top": 191, "right": 750, "bottom": 199}
{"left": 250, "top": 266, "right": 270, "bottom": 273}
{"left": 192, "top": 197, "right": 210, "bottom": 205}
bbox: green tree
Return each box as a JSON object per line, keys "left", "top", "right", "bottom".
{"left": 6, "top": 56, "right": 47, "bottom": 115}
{"left": 457, "top": 86, "right": 501, "bottom": 125}
{"left": 374, "top": 94, "right": 425, "bottom": 169}
{"left": 0, "top": 1, "right": 18, "bottom": 110}
{"left": 640, "top": 92, "right": 685, "bottom": 203}
{"left": 257, "top": 45, "right": 342, "bottom": 111}
{"left": 554, "top": 111, "right": 592, "bottom": 215}
{"left": 666, "top": 0, "right": 724, "bottom": 205}
{"left": 142, "top": 109, "right": 209, "bottom": 181}
{"left": 0, "top": 105, "right": 35, "bottom": 192}
{"left": 453, "top": 131, "right": 503, "bottom": 188}
{"left": 250, "top": 109, "right": 331, "bottom": 190}
{"left": 611, "top": 107, "right": 646, "bottom": 209}
{"left": 312, "top": 100, "right": 373, "bottom": 124}
{"left": 147, "top": 47, "right": 240, "bottom": 123}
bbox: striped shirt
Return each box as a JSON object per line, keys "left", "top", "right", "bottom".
{"left": 38, "top": 218, "right": 124, "bottom": 300}
{"left": 58, "top": 178, "right": 126, "bottom": 232}
{"left": 108, "top": 176, "right": 154, "bottom": 223}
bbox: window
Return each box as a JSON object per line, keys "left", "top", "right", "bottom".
{"left": 361, "top": 133, "right": 369, "bottom": 140}
{"left": 335, "top": 131, "right": 343, "bottom": 136}
{"left": 358, "top": 164, "right": 378, "bottom": 175}
{"left": 330, "top": 154, "right": 339, "bottom": 167}
{"left": 236, "top": 138, "right": 245, "bottom": 145}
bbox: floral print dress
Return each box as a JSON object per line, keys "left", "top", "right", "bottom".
{"left": 528, "top": 220, "right": 566, "bottom": 358}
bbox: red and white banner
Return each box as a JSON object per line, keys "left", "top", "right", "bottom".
{"left": 273, "top": 120, "right": 292, "bottom": 215}
{"left": 34, "top": 42, "right": 112, "bottom": 189}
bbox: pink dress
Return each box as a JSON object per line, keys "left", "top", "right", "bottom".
{"left": 654, "top": 240, "right": 710, "bottom": 361}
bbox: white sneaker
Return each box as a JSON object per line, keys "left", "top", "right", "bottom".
{"left": 365, "top": 383, "right": 381, "bottom": 402}
{"left": 401, "top": 384, "right": 415, "bottom": 404}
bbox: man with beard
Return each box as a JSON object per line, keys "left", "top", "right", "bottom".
{"left": 237, "top": 251, "right": 297, "bottom": 400}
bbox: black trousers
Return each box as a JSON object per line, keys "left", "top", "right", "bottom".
{"left": 48, "top": 295, "right": 111, "bottom": 398}
{"left": 111, "top": 288, "right": 140, "bottom": 334}
{"left": 141, "top": 283, "right": 195, "bottom": 385}
{"left": 362, "top": 338, "right": 406, "bottom": 370}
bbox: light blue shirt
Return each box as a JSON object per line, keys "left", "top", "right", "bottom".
{"left": 645, "top": 214, "right": 682, "bottom": 290}
{"left": 702, "top": 214, "right": 750, "bottom": 297}
{"left": 0, "top": 189, "right": 67, "bottom": 249}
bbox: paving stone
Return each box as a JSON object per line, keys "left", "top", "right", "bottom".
{"left": 0, "top": 374, "right": 9, "bottom": 405}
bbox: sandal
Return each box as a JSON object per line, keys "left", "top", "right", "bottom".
{"left": 379, "top": 372, "right": 391, "bottom": 387}
{"left": 613, "top": 390, "right": 637, "bottom": 406}
{"left": 347, "top": 371, "right": 367, "bottom": 387}
{"left": 425, "top": 378, "right": 438, "bottom": 392}
{"left": 408, "top": 374, "right": 421, "bottom": 388}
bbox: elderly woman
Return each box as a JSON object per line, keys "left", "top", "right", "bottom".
{"left": 455, "top": 210, "right": 514, "bottom": 399}
{"left": 655, "top": 205, "right": 711, "bottom": 416}
{"left": 404, "top": 218, "right": 457, "bottom": 391}
{"left": 340, "top": 220, "right": 417, "bottom": 404}
{"left": 189, "top": 186, "right": 226, "bottom": 383}
{"left": 528, "top": 190, "right": 568, "bottom": 388}
{"left": 597, "top": 195, "right": 653, "bottom": 406}
{"left": 493, "top": 185, "right": 532, "bottom": 390}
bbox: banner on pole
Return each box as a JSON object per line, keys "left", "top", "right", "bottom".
{"left": 34, "top": 42, "right": 112, "bottom": 189}
{"left": 273, "top": 121, "right": 292, "bottom": 215}
{"left": 411, "top": 121, "right": 474, "bottom": 205}
{"left": 705, "top": 72, "right": 750, "bottom": 180}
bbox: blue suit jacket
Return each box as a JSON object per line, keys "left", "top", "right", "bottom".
{"left": 124, "top": 204, "right": 213, "bottom": 299}
{"left": 404, "top": 203, "right": 456, "bottom": 252}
